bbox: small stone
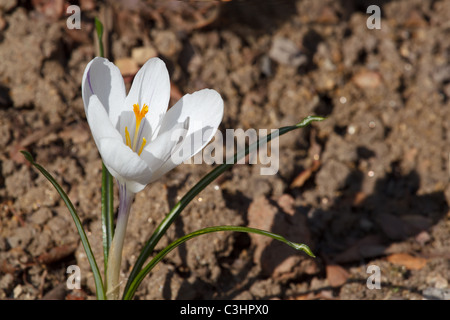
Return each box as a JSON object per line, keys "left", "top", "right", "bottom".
{"left": 115, "top": 57, "right": 139, "bottom": 76}
{"left": 13, "top": 285, "right": 23, "bottom": 298}
{"left": 152, "top": 30, "right": 181, "bottom": 57}
{"left": 80, "top": 0, "right": 95, "bottom": 10}
{"left": 426, "top": 274, "right": 448, "bottom": 289}
{"left": 0, "top": 0, "right": 18, "bottom": 11}
{"left": 0, "top": 13, "right": 6, "bottom": 31}
{"left": 28, "top": 207, "right": 53, "bottom": 225}
{"left": 269, "top": 37, "right": 307, "bottom": 67}
{"left": 422, "top": 287, "right": 450, "bottom": 300}
{"left": 131, "top": 46, "right": 158, "bottom": 65}
{"left": 352, "top": 70, "right": 381, "bottom": 89}
{"left": 316, "top": 7, "right": 339, "bottom": 24}
{"left": 32, "top": 0, "right": 64, "bottom": 20}
{"left": 0, "top": 273, "right": 14, "bottom": 291}
{"left": 7, "top": 226, "right": 34, "bottom": 249}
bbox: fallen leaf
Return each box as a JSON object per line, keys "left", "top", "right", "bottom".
{"left": 386, "top": 253, "right": 428, "bottom": 270}
{"left": 326, "top": 264, "right": 350, "bottom": 287}
{"left": 290, "top": 160, "right": 320, "bottom": 188}
{"left": 352, "top": 191, "right": 367, "bottom": 206}
{"left": 41, "top": 283, "right": 66, "bottom": 300}
{"left": 37, "top": 243, "right": 78, "bottom": 265}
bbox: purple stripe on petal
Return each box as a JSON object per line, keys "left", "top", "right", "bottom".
{"left": 117, "top": 181, "right": 134, "bottom": 220}
{"left": 87, "top": 68, "right": 94, "bottom": 94}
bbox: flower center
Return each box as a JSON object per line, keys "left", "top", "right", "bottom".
{"left": 125, "top": 103, "right": 148, "bottom": 156}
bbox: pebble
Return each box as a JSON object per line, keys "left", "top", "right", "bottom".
{"left": 115, "top": 57, "right": 139, "bottom": 76}
{"left": 269, "top": 37, "right": 307, "bottom": 67}
{"left": 352, "top": 70, "right": 381, "bottom": 89}
{"left": 0, "top": 273, "right": 14, "bottom": 291}
{"left": 152, "top": 30, "right": 181, "bottom": 57}
{"left": 422, "top": 288, "right": 450, "bottom": 300}
{"left": 13, "top": 285, "right": 22, "bottom": 298}
{"left": 131, "top": 46, "right": 158, "bottom": 65}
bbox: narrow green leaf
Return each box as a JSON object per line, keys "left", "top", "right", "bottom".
{"left": 123, "top": 225, "right": 315, "bottom": 300}
{"left": 94, "top": 17, "right": 115, "bottom": 279}
{"left": 123, "top": 115, "right": 325, "bottom": 297}
{"left": 21, "top": 151, "right": 106, "bottom": 300}
{"left": 94, "top": 17, "right": 104, "bottom": 58}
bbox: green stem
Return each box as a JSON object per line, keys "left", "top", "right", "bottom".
{"left": 95, "top": 18, "right": 115, "bottom": 282}
{"left": 106, "top": 184, "right": 134, "bottom": 300}
{"left": 95, "top": 17, "right": 104, "bottom": 58}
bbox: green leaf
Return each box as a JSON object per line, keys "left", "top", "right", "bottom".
{"left": 21, "top": 151, "right": 106, "bottom": 300}
{"left": 123, "top": 225, "right": 315, "bottom": 300}
{"left": 123, "top": 115, "right": 325, "bottom": 297}
{"left": 94, "top": 17, "right": 104, "bottom": 58}
{"left": 94, "top": 17, "right": 115, "bottom": 280}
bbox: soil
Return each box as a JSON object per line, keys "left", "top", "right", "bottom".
{"left": 0, "top": 0, "right": 449, "bottom": 300}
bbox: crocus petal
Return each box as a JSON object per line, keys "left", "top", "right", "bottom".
{"left": 98, "top": 138, "right": 152, "bottom": 193}
{"left": 86, "top": 95, "right": 123, "bottom": 143}
{"left": 139, "top": 118, "right": 189, "bottom": 174}
{"left": 82, "top": 57, "right": 127, "bottom": 128}
{"left": 148, "top": 89, "right": 223, "bottom": 182}
{"left": 124, "top": 58, "right": 171, "bottom": 139}
{"left": 86, "top": 95, "right": 152, "bottom": 193}
{"left": 158, "top": 89, "right": 223, "bottom": 153}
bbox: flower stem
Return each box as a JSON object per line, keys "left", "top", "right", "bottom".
{"left": 106, "top": 183, "right": 134, "bottom": 300}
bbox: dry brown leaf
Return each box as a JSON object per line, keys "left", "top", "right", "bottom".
{"left": 37, "top": 243, "right": 78, "bottom": 265}
{"left": 290, "top": 160, "right": 320, "bottom": 188}
{"left": 326, "top": 264, "right": 350, "bottom": 287}
{"left": 386, "top": 253, "right": 428, "bottom": 270}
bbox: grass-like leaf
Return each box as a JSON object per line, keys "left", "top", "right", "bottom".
{"left": 123, "top": 115, "right": 325, "bottom": 298}
{"left": 21, "top": 151, "right": 106, "bottom": 300}
{"left": 94, "top": 17, "right": 104, "bottom": 58}
{"left": 123, "top": 225, "right": 315, "bottom": 300}
{"left": 94, "top": 18, "right": 115, "bottom": 279}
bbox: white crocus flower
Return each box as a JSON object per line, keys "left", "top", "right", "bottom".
{"left": 81, "top": 57, "right": 223, "bottom": 299}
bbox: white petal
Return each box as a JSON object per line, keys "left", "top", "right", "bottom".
{"left": 86, "top": 95, "right": 153, "bottom": 192}
{"left": 82, "top": 57, "right": 127, "bottom": 128}
{"left": 86, "top": 95, "right": 123, "bottom": 144}
{"left": 98, "top": 138, "right": 153, "bottom": 193}
{"left": 124, "top": 58, "right": 171, "bottom": 139}
{"left": 148, "top": 89, "right": 223, "bottom": 182}
{"left": 139, "top": 118, "right": 189, "bottom": 172}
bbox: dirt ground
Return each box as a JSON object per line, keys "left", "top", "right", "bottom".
{"left": 0, "top": 0, "right": 449, "bottom": 300}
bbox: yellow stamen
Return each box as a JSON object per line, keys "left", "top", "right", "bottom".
{"left": 132, "top": 103, "right": 149, "bottom": 150}
{"left": 133, "top": 103, "right": 149, "bottom": 127}
{"left": 138, "top": 137, "right": 147, "bottom": 156}
{"left": 125, "top": 127, "right": 131, "bottom": 149}
{"left": 124, "top": 103, "right": 149, "bottom": 155}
